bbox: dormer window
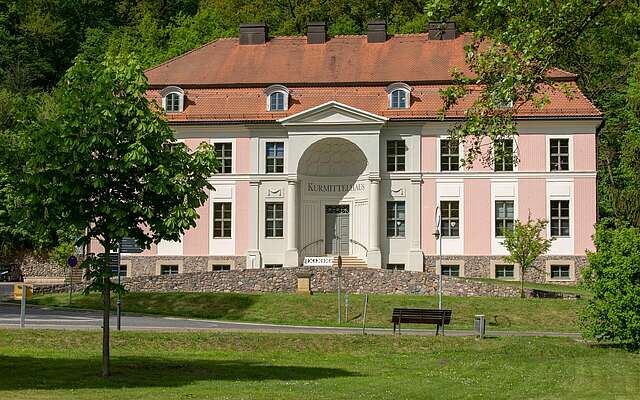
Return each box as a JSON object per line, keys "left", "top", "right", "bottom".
{"left": 160, "top": 86, "right": 184, "bottom": 113}
{"left": 265, "top": 85, "right": 289, "bottom": 112}
{"left": 386, "top": 83, "right": 411, "bottom": 109}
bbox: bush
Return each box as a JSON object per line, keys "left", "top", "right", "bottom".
{"left": 580, "top": 224, "right": 640, "bottom": 349}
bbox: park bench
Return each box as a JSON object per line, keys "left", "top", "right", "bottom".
{"left": 391, "top": 308, "right": 452, "bottom": 336}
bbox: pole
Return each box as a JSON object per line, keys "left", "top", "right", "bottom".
{"left": 361, "top": 293, "right": 368, "bottom": 335}
{"left": 116, "top": 258, "right": 121, "bottom": 331}
{"left": 19, "top": 284, "right": 26, "bottom": 328}
{"left": 344, "top": 291, "right": 348, "bottom": 322}
{"left": 337, "top": 261, "right": 342, "bottom": 324}
{"left": 438, "top": 233, "right": 442, "bottom": 310}
{"left": 68, "top": 265, "right": 72, "bottom": 305}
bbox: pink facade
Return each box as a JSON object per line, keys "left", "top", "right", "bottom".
{"left": 574, "top": 177, "right": 597, "bottom": 253}
{"left": 183, "top": 189, "right": 210, "bottom": 256}
{"left": 463, "top": 179, "right": 491, "bottom": 255}
{"left": 519, "top": 178, "right": 547, "bottom": 222}
{"left": 234, "top": 181, "right": 250, "bottom": 255}
{"left": 421, "top": 178, "right": 437, "bottom": 253}
{"left": 518, "top": 134, "right": 546, "bottom": 171}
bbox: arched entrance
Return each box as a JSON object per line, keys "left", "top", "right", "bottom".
{"left": 297, "top": 138, "right": 370, "bottom": 259}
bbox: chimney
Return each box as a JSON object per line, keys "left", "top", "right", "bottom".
{"left": 367, "top": 19, "right": 387, "bottom": 43}
{"left": 428, "top": 21, "right": 458, "bottom": 40}
{"left": 307, "top": 22, "right": 327, "bottom": 44}
{"left": 239, "top": 23, "right": 267, "bottom": 45}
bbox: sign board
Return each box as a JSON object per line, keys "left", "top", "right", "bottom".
{"left": 303, "top": 257, "right": 332, "bottom": 267}
{"left": 97, "top": 253, "right": 121, "bottom": 270}
{"left": 120, "top": 237, "right": 143, "bottom": 254}
{"left": 67, "top": 256, "right": 78, "bottom": 268}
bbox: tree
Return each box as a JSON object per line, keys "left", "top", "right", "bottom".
{"left": 501, "top": 216, "right": 554, "bottom": 298}
{"left": 580, "top": 222, "right": 640, "bottom": 349}
{"left": 15, "top": 53, "right": 219, "bottom": 376}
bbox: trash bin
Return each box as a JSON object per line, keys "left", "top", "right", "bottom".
{"left": 13, "top": 283, "right": 33, "bottom": 301}
{"left": 474, "top": 314, "right": 486, "bottom": 339}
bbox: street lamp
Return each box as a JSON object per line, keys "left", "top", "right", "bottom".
{"left": 433, "top": 206, "right": 443, "bottom": 310}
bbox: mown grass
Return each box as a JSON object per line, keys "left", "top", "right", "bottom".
{"left": 1, "top": 329, "right": 638, "bottom": 400}
{"left": 29, "top": 290, "right": 584, "bottom": 332}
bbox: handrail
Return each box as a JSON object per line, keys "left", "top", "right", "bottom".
{"left": 300, "top": 239, "right": 324, "bottom": 254}
{"left": 349, "top": 239, "right": 368, "bottom": 252}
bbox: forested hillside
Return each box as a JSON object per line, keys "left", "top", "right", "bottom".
{"left": 1, "top": 0, "right": 639, "bottom": 226}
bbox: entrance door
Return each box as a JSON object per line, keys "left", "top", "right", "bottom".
{"left": 325, "top": 205, "right": 350, "bottom": 255}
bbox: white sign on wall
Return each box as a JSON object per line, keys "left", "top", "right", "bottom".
{"left": 303, "top": 257, "right": 333, "bottom": 267}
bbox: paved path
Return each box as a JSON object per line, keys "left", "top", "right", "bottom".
{"left": 0, "top": 303, "right": 580, "bottom": 337}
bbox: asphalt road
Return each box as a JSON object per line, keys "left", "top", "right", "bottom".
{"left": 0, "top": 303, "right": 581, "bottom": 337}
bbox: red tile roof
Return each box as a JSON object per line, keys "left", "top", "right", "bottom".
{"left": 147, "top": 82, "right": 600, "bottom": 123}
{"left": 145, "top": 33, "right": 600, "bottom": 121}
{"left": 145, "top": 33, "right": 576, "bottom": 86}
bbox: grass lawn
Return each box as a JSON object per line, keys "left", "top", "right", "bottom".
{"left": 29, "top": 290, "right": 584, "bottom": 332}
{"left": 1, "top": 329, "right": 638, "bottom": 400}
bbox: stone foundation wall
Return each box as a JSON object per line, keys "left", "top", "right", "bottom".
{"left": 65, "top": 267, "right": 534, "bottom": 297}
{"left": 1, "top": 254, "right": 66, "bottom": 280}
{"left": 423, "top": 255, "right": 587, "bottom": 284}
{"left": 123, "top": 255, "right": 246, "bottom": 276}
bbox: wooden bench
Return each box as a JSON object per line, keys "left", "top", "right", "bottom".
{"left": 391, "top": 308, "right": 452, "bottom": 336}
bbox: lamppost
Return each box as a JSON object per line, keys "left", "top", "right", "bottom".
{"left": 433, "top": 206, "right": 442, "bottom": 310}
{"left": 337, "top": 229, "right": 342, "bottom": 324}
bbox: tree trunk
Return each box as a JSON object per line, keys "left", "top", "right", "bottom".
{"left": 520, "top": 265, "right": 525, "bottom": 299}
{"left": 102, "top": 248, "right": 111, "bottom": 377}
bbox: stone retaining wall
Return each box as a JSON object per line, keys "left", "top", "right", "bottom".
{"left": 36, "top": 267, "right": 539, "bottom": 298}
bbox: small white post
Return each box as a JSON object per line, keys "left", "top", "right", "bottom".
{"left": 19, "top": 284, "right": 26, "bottom": 328}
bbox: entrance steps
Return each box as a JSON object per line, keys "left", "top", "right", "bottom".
{"left": 331, "top": 255, "right": 367, "bottom": 268}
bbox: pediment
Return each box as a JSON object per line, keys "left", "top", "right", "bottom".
{"left": 278, "top": 101, "right": 388, "bottom": 126}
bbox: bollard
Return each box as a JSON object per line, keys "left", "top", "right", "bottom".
{"left": 20, "top": 284, "right": 26, "bottom": 328}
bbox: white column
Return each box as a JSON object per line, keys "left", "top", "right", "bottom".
{"left": 367, "top": 174, "right": 382, "bottom": 268}
{"left": 246, "top": 180, "right": 262, "bottom": 269}
{"left": 407, "top": 177, "right": 424, "bottom": 271}
{"left": 284, "top": 177, "right": 299, "bottom": 267}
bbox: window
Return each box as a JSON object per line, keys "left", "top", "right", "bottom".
{"left": 440, "top": 139, "right": 459, "bottom": 171}
{"left": 265, "top": 202, "right": 284, "bottom": 238}
{"left": 265, "top": 85, "right": 290, "bottom": 111}
{"left": 213, "top": 202, "right": 232, "bottom": 238}
{"left": 494, "top": 139, "right": 514, "bottom": 172}
{"left": 495, "top": 264, "right": 515, "bottom": 279}
{"left": 495, "top": 200, "right": 515, "bottom": 237}
{"left": 269, "top": 92, "right": 286, "bottom": 111}
{"left": 386, "top": 83, "right": 411, "bottom": 109}
{"left": 211, "top": 264, "right": 231, "bottom": 272}
{"left": 441, "top": 264, "right": 460, "bottom": 277}
{"left": 550, "top": 138, "right": 569, "bottom": 171}
{"left": 386, "top": 140, "right": 406, "bottom": 172}
{"left": 266, "top": 142, "right": 284, "bottom": 173}
{"left": 390, "top": 89, "right": 408, "bottom": 109}
{"left": 165, "top": 93, "right": 180, "bottom": 112}
{"left": 440, "top": 201, "right": 459, "bottom": 237}
{"left": 161, "top": 86, "right": 184, "bottom": 113}
{"left": 214, "top": 142, "right": 233, "bottom": 174}
{"left": 385, "top": 264, "right": 405, "bottom": 271}
{"left": 550, "top": 265, "right": 571, "bottom": 280}
{"left": 386, "top": 201, "right": 406, "bottom": 238}
{"left": 160, "top": 264, "right": 179, "bottom": 275}
{"left": 110, "top": 264, "right": 127, "bottom": 277}
{"left": 265, "top": 264, "right": 283, "bottom": 269}
{"left": 550, "top": 200, "right": 570, "bottom": 237}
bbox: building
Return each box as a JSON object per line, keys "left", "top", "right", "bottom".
{"left": 122, "top": 21, "right": 601, "bottom": 283}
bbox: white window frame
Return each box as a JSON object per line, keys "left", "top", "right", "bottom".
{"left": 493, "top": 138, "right": 518, "bottom": 172}
{"left": 264, "top": 141, "right": 286, "bottom": 174}
{"left": 385, "top": 82, "right": 412, "bottom": 109}
{"left": 546, "top": 135, "right": 573, "bottom": 172}
{"left": 265, "top": 84, "right": 290, "bottom": 111}
{"left": 208, "top": 259, "right": 236, "bottom": 271}
{"left": 436, "top": 260, "right": 465, "bottom": 277}
{"left": 490, "top": 260, "right": 520, "bottom": 281}
{"left": 437, "top": 136, "right": 463, "bottom": 172}
{"left": 160, "top": 86, "right": 185, "bottom": 113}
{"left": 545, "top": 260, "right": 576, "bottom": 282}
{"left": 211, "top": 138, "right": 235, "bottom": 174}
{"left": 155, "top": 260, "right": 184, "bottom": 275}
